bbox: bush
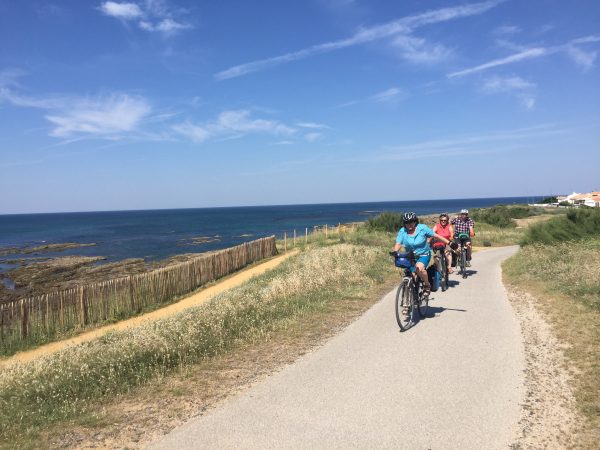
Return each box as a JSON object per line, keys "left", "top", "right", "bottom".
{"left": 540, "top": 196, "right": 558, "bottom": 204}
{"left": 365, "top": 212, "right": 403, "bottom": 233}
{"left": 470, "top": 205, "right": 539, "bottom": 228}
{"left": 521, "top": 207, "right": 600, "bottom": 245}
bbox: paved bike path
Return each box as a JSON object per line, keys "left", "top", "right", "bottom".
{"left": 151, "top": 246, "right": 524, "bottom": 449}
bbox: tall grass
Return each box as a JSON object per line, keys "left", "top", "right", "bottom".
{"left": 0, "top": 243, "right": 392, "bottom": 442}
{"left": 521, "top": 208, "right": 600, "bottom": 245}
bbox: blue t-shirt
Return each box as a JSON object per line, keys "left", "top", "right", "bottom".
{"left": 395, "top": 224, "right": 435, "bottom": 256}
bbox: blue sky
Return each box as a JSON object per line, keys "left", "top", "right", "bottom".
{"left": 1, "top": 0, "right": 599, "bottom": 214}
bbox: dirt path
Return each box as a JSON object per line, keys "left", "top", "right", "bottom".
{"left": 1, "top": 251, "right": 298, "bottom": 367}
{"left": 152, "top": 246, "right": 525, "bottom": 449}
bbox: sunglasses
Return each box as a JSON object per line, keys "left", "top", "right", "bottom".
{"left": 440, "top": 219, "right": 448, "bottom": 222}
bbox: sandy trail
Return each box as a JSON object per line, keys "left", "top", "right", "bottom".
{"left": 1, "top": 251, "right": 297, "bottom": 367}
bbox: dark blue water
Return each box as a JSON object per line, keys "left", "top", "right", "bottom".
{"left": 0, "top": 197, "right": 540, "bottom": 271}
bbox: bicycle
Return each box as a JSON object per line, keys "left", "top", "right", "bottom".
{"left": 455, "top": 233, "right": 470, "bottom": 279}
{"left": 432, "top": 246, "right": 449, "bottom": 291}
{"left": 390, "top": 251, "right": 428, "bottom": 331}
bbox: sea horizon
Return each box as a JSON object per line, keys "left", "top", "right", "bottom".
{"left": 0, "top": 194, "right": 550, "bottom": 217}
{"left": 0, "top": 195, "right": 545, "bottom": 278}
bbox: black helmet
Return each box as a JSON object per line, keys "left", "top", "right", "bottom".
{"left": 403, "top": 212, "right": 418, "bottom": 223}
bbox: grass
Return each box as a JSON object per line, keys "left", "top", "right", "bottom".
{"left": 0, "top": 242, "right": 395, "bottom": 447}
{"left": 504, "top": 232, "right": 600, "bottom": 447}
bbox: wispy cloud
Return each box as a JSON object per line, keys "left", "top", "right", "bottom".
{"left": 296, "top": 122, "right": 330, "bottom": 129}
{"left": 493, "top": 25, "right": 520, "bottom": 35}
{"left": 338, "top": 87, "right": 405, "bottom": 108}
{"left": 481, "top": 75, "right": 536, "bottom": 109}
{"left": 99, "top": 0, "right": 191, "bottom": 35}
{"left": 392, "top": 35, "right": 453, "bottom": 64}
{"left": 1, "top": 88, "right": 151, "bottom": 138}
{"left": 215, "top": 0, "right": 504, "bottom": 80}
{"left": 481, "top": 75, "right": 535, "bottom": 93}
{"left": 172, "top": 110, "right": 296, "bottom": 144}
{"left": 449, "top": 35, "right": 600, "bottom": 77}
{"left": 379, "top": 124, "right": 566, "bottom": 160}
{"left": 304, "top": 132, "right": 323, "bottom": 142}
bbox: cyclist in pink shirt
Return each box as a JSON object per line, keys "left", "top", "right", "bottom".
{"left": 432, "top": 213, "right": 454, "bottom": 274}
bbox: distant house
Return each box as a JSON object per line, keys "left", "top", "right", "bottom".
{"left": 559, "top": 191, "right": 600, "bottom": 207}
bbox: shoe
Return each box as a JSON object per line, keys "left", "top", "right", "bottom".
{"left": 422, "top": 283, "right": 431, "bottom": 299}
{"left": 447, "top": 267, "right": 454, "bottom": 274}
{"left": 466, "top": 261, "right": 471, "bottom": 267}
{"left": 402, "top": 306, "right": 409, "bottom": 315}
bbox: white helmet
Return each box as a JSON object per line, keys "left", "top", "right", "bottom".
{"left": 460, "top": 209, "right": 469, "bottom": 214}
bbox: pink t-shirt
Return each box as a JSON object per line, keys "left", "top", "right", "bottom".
{"left": 432, "top": 223, "right": 452, "bottom": 248}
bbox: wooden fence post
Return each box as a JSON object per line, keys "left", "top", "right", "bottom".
{"left": 305, "top": 227, "right": 308, "bottom": 244}
{"left": 293, "top": 229, "right": 296, "bottom": 247}
{"left": 325, "top": 224, "right": 328, "bottom": 238}
{"left": 284, "top": 232, "right": 287, "bottom": 252}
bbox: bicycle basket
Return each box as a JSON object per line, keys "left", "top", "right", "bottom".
{"left": 394, "top": 251, "right": 414, "bottom": 268}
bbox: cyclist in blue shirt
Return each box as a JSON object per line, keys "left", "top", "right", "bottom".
{"left": 392, "top": 212, "right": 452, "bottom": 299}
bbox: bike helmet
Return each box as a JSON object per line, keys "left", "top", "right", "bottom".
{"left": 460, "top": 209, "right": 469, "bottom": 214}
{"left": 403, "top": 212, "right": 418, "bottom": 223}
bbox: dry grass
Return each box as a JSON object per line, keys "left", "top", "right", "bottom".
{"left": 0, "top": 243, "right": 394, "bottom": 448}
{"left": 504, "top": 239, "right": 600, "bottom": 448}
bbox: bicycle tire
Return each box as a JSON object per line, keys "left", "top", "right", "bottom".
{"left": 417, "top": 280, "right": 429, "bottom": 318}
{"left": 460, "top": 248, "right": 467, "bottom": 279}
{"left": 440, "top": 254, "right": 448, "bottom": 291}
{"left": 395, "top": 279, "right": 413, "bottom": 331}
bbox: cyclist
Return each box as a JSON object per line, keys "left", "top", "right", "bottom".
{"left": 451, "top": 209, "right": 475, "bottom": 266}
{"left": 392, "top": 212, "right": 452, "bottom": 300}
{"left": 432, "top": 213, "right": 454, "bottom": 274}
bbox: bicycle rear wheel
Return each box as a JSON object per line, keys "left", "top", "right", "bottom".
{"left": 395, "top": 280, "right": 413, "bottom": 331}
{"left": 460, "top": 248, "right": 467, "bottom": 278}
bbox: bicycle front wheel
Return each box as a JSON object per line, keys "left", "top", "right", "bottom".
{"left": 440, "top": 256, "right": 448, "bottom": 291}
{"left": 395, "top": 280, "right": 413, "bottom": 331}
{"left": 460, "top": 249, "right": 467, "bottom": 278}
{"left": 417, "top": 282, "right": 429, "bottom": 318}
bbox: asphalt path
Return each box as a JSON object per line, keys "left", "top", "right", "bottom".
{"left": 151, "top": 246, "right": 524, "bottom": 449}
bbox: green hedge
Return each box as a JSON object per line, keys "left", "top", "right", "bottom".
{"left": 470, "top": 205, "right": 539, "bottom": 228}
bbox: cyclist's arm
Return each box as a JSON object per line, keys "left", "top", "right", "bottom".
{"left": 469, "top": 221, "right": 475, "bottom": 237}
{"left": 433, "top": 233, "right": 451, "bottom": 246}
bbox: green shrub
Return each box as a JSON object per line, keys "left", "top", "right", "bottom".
{"left": 470, "top": 205, "right": 540, "bottom": 228}
{"left": 521, "top": 207, "right": 600, "bottom": 245}
{"left": 365, "top": 212, "right": 403, "bottom": 233}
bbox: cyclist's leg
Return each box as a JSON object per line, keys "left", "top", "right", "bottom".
{"left": 414, "top": 259, "right": 430, "bottom": 297}
{"left": 444, "top": 246, "right": 453, "bottom": 273}
{"left": 466, "top": 239, "right": 472, "bottom": 264}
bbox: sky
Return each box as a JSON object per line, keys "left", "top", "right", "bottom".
{"left": 1, "top": 0, "right": 599, "bottom": 214}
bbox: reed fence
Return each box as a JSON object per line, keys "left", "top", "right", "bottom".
{"left": 0, "top": 236, "right": 277, "bottom": 352}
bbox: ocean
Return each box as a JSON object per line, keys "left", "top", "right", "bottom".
{"left": 0, "top": 197, "right": 539, "bottom": 274}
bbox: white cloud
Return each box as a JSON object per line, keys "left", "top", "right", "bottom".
{"left": 304, "top": 132, "right": 323, "bottom": 142}
{"left": 566, "top": 45, "right": 597, "bottom": 71}
{"left": 449, "top": 35, "right": 600, "bottom": 77}
{"left": 99, "top": 1, "right": 190, "bottom": 35}
{"left": 493, "top": 25, "right": 520, "bottom": 35}
{"left": 215, "top": 0, "right": 504, "bottom": 80}
{"left": 519, "top": 95, "right": 535, "bottom": 110}
{"left": 481, "top": 75, "right": 535, "bottom": 93}
{"left": 2, "top": 88, "right": 151, "bottom": 138}
{"left": 392, "top": 35, "right": 453, "bottom": 64}
{"left": 45, "top": 94, "right": 151, "bottom": 138}
{"left": 379, "top": 124, "right": 567, "bottom": 160}
{"left": 173, "top": 110, "right": 297, "bottom": 144}
{"left": 339, "top": 87, "right": 405, "bottom": 108}
{"left": 370, "top": 87, "right": 404, "bottom": 102}
{"left": 296, "top": 122, "right": 330, "bottom": 129}
{"left": 99, "top": 2, "right": 143, "bottom": 19}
